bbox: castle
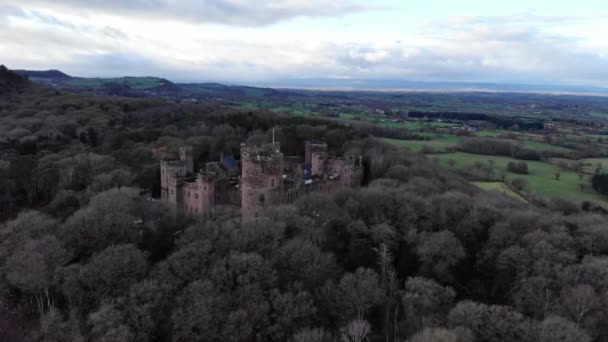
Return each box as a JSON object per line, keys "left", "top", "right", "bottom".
{"left": 160, "top": 141, "right": 363, "bottom": 217}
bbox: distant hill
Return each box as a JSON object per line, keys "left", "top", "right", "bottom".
{"left": 62, "top": 76, "right": 182, "bottom": 94}
{"left": 179, "top": 83, "right": 278, "bottom": 98}
{"left": 0, "top": 65, "right": 29, "bottom": 94}
{"left": 13, "top": 69, "right": 72, "bottom": 80}
{"left": 12, "top": 69, "right": 279, "bottom": 100}
{"left": 13, "top": 69, "right": 184, "bottom": 97}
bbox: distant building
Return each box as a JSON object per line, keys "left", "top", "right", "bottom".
{"left": 160, "top": 141, "right": 363, "bottom": 217}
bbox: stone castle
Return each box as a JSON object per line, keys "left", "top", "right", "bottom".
{"left": 160, "top": 141, "right": 363, "bottom": 217}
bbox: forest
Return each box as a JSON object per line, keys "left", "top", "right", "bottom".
{"left": 1, "top": 66, "right": 608, "bottom": 342}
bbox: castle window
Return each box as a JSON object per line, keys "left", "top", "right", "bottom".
{"left": 204, "top": 186, "right": 207, "bottom": 191}
{"left": 195, "top": 193, "right": 199, "bottom": 199}
{"left": 187, "top": 191, "right": 190, "bottom": 197}
{"left": 271, "top": 179, "right": 275, "bottom": 187}
{"left": 170, "top": 189, "right": 174, "bottom": 194}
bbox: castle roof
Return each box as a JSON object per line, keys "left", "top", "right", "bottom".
{"left": 222, "top": 155, "right": 238, "bottom": 170}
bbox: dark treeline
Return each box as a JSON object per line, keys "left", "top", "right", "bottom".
{"left": 408, "top": 111, "right": 544, "bottom": 130}
{"left": 460, "top": 138, "right": 541, "bottom": 161}
{"left": 1, "top": 70, "right": 608, "bottom": 342}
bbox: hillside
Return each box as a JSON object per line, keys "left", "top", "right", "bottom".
{"left": 0, "top": 65, "right": 29, "bottom": 94}
{"left": 13, "top": 69, "right": 72, "bottom": 80}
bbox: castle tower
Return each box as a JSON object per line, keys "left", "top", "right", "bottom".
{"left": 167, "top": 176, "right": 184, "bottom": 216}
{"left": 179, "top": 146, "right": 194, "bottom": 174}
{"left": 160, "top": 160, "right": 188, "bottom": 201}
{"left": 241, "top": 142, "right": 284, "bottom": 217}
{"left": 183, "top": 173, "right": 216, "bottom": 217}
{"left": 305, "top": 141, "right": 328, "bottom": 177}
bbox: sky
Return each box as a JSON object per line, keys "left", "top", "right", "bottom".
{"left": 0, "top": 0, "right": 607, "bottom": 86}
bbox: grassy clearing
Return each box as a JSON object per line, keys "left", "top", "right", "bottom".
{"left": 476, "top": 131, "right": 502, "bottom": 137}
{"left": 434, "top": 152, "right": 608, "bottom": 205}
{"left": 580, "top": 158, "right": 608, "bottom": 174}
{"left": 472, "top": 181, "right": 528, "bottom": 202}
{"left": 236, "top": 102, "right": 261, "bottom": 110}
{"left": 269, "top": 106, "right": 317, "bottom": 117}
{"left": 382, "top": 139, "right": 456, "bottom": 153}
{"left": 522, "top": 140, "right": 574, "bottom": 153}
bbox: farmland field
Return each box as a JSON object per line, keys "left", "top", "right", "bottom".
{"left": 471, "top": 181, "right": 528, "bottom": 202}
{"left": 433, "top": 152, "right": 608, "bottom": 205}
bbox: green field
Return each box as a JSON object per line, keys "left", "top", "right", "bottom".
{"left": 476, "top": 130, "right": 502, "bottom": 137}
{"left": 385, "top": 133, "right": 573, "bottom": 155}
{"left": 435, "top": 152, "right": 608, "bottom": 205}
{"left": 378, "top": 121, "right": 453, "bottom": 130}
{"left": 522, "top": 140, "right": 574, "bottom": 153}
{"left": 382, "top": 137, "right": 457, "bottom": 153}
{"left": 549, "top": 157, "right": 608, "bottom": 174}
{"left": 472, "top": 181, "right": 527, "bottom": 202}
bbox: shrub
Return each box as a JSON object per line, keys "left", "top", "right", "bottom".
{"left": 591, "top": 173, "right": 608, "bottom": 195}
{"left": 507, "top": 161, "right": 528, "bottom": 174}
{"left": 511, "top": 177, "right": 527, "bottom": 191}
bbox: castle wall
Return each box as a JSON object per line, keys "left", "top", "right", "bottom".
{"left": 326, "top": 157, "right": 363, "bottom": 189}
{"left": 311, "top": 150, "right": 327, "bottom": 177}
{"left": 179, "top": 146, "right": 194, "bottom": 174}
{"left": 305, "top": 141, "right": 328, "bottom": 166}
{"left": 214, "top": 178, "right": 241, "bottom": 207}
{"left": 183, "top": 175, "right": 216, "bottom": 217}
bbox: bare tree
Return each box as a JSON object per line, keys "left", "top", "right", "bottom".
{"left": 339, "top": 268, "right": 382, "bottom": 320}
{"left": 561, "top": 284, "right": 598, "bottom": 325}
{"left": 341, "top": 318, "right": 371, "bottom": 342}
{"left": 292, "top": 327, "right": 333, "bottom": 342}
{"left": 376, "top": 244, "right": 400, "bottom": 342}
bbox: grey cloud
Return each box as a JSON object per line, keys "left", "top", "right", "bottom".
{"left": 68, "top": 53, "right": 170, "bottom": 77}
{"left": 3, "top": 6, "right": 128, "bottom": 40}
{"left": 327, "top": 25, "right": 608, "bottom": 85}
{"left": 7, "top": 0, "right": 383, "bottom": 26}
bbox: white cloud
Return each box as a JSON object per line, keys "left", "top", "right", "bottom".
{"left": 0, "top": 3, "right": 607, "bottom": 85}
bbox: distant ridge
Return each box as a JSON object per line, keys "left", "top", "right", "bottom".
{"left": 11, "top": 67, "right": 608, "bottom": 98}
{"left": 13, "top": 69, "right": 72, "bottom": 80}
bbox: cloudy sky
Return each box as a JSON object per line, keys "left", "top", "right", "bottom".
{"left": 1, "top": 0, "right": 607, "bottom": 86}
